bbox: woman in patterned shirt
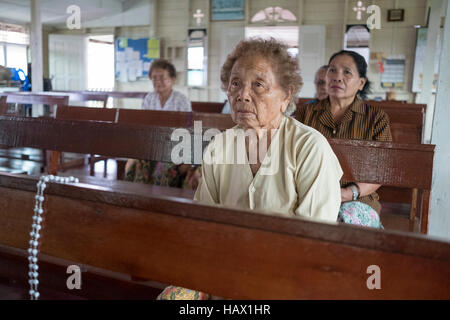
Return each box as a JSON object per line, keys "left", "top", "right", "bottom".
{"left": 296, "top": 50, "right": 392, "bottom": 228}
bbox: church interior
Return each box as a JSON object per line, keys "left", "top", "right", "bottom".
{"left": 0, "top": 0, "right": 449, "bottom": 301}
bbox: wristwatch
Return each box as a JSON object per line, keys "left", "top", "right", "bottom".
{"left": 348, "top": 183, "right": 361, "bottom": 201}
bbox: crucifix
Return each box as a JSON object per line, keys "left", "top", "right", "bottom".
{"left": 353, "top": 1, "right": 366, "bottom": 20}
{"left": 193, "top": 9, "right": 204, "bottom": 25}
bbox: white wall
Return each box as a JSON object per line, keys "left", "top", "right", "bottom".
{"left": 429, "top": 0, "right": 450, "bottom": 240}
{"left": 304, "top": 0, "right": 427, "bottom": 102}
{"left": 45, "top": 0, "right": 430, "bottom": 103}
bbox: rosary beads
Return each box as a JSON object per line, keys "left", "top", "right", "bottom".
{"left": 28, "top": 175, "right": 79, "bottom": 300}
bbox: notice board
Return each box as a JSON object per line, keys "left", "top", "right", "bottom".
{"left": 115, "top": 37, "right": 160, "bottom": 82}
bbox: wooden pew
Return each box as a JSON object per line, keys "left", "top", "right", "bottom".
{"left": 0, "top": 92, "right": 69, "bottom": 117}
{"left": 55, "top": 105, "right": 118, "bottom": 122}
{"left": 101, "top": 91, "right": 148, "bottom": 99}
{"left": 374, "top": 103, "right": 424, "bottom": 144}
{"left": 0, "top": 116, "right": 447, "bottom": 299}
{"left": 1, "top": 101, "right": 429, "bottom": 233}
{"left": 117, "top": 109, "right": 235, "bottom": 130}
{"left": 1, "top": 172, "right": 449, "bottom": 300}
{"left": 0, "top": 94, "right": 70, "bottom": 172}
{"left": 35, "top": 107, "right": 430, "bottom": 233}
{"left": 38, "top": 91, "right": 109, "bottom": 108}
{"left": 54, "top": 106, "right": 119, "bottom": 175}
{"left": 192, "top": 101, "right": 225, "bottom": 113}
{"left": 0, "top": 96, "right": 6, "bottom": 116}
{"left": 0, "top": 116, "right": 435, "bottom": 233}
{"left": 53, "top": 90, "right": 148, "bottom": 100}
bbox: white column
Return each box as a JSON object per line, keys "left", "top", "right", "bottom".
{"left": 149, "top": 0, "right": 158, "bottom": 38}
{"left": 298, "top": 0, "right": 304, "bottom": 25}
{"left": 429, "top": 0, "right": 450, "bottom": 240}
{"left": 30, "top": 0, "right": 44, "bottom": 116}
{"left": 418, "top": 0, "right": 443, "bottom": 143}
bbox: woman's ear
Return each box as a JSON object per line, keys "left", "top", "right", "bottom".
{"left": 281, "top": 86, "right": 294, "bottom": 112}
{"left": 359, "top": 77, "right": 367, "bottom": 90}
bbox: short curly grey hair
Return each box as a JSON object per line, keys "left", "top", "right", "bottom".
{"left": 220, "top": 38, "right": 303, "bottom": 102}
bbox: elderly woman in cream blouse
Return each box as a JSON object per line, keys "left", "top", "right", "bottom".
{"left": 157, "top": 38, "right": 343, "bottom": 300}
{"left": 194, "top": 38, "right": 343, "bottom": 223}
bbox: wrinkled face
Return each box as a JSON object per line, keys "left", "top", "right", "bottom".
{"left": 150, "top": 68, "right": 175, "bottom": 95}
{"left": 326, "top": 54, "right": 366, "bottom": 100}
{"left": 227, "top": 55, "right": 291, "bottom": 131}
{"left": 314, "top": 68, "right": 328, "bottom": 100}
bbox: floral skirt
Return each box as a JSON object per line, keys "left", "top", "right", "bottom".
{"left": 157, "top": 285, "right": 209, "bottom": 300}
{"left": 338, "top": 201, "right": 384, "bottom": 229}
{"left": 125, "top": 160, "right": 183, "bottom": 187}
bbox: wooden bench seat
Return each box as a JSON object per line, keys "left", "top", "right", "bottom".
{"left": 0, "top": 171, "right": 448, "bottom": 299}
{"left": 0, "top": 107, "right": 431, "bottom": 233}
{"left": 191, "top": 101, "right": 225, "bottom": 113}
{"left": 0, "top": 92, "right": 69, "bottom": 117}
{"left": 0, "top": 116, "right": 435, "bottom": 234}
{"left": 0, "top": 116, "right": 445, "bottom": 299}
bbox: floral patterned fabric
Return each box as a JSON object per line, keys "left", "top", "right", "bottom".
{"left": 157, "top": 285, "right": 209, "bottom": 300}
{"left": 338, "top": 201, "right": 384, "bottom": 229}
{"left": 125, "top": 160, "right": 187, "bottom": 188}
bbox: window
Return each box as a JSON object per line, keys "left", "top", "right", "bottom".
{"left": 0, "top": 45, "right": 4, "bottom": 66}
{"left": 344, "top": 25, "right": 371, "bottom": 64}
{"left": 0, "top": 22, "right": 29, "bottom": 74}
{"left": 251, "top": 7, "right": 297, "bottom": 24}
{"left": 0, "top": 22, "right": 29, "bottom": 45}
{"left": 245, "top": 26, "right": 299, "bottom": 57}
{"left": 6, "top": 44, "right": 28, "bottom": 74}
{"left": 87, "top": 35, "right": 114, "bottom": 91}
{"left": 187, "top": 29, "right": 207, "bottom": 87}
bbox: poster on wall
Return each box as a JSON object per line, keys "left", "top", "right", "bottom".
{"left": 412, "top": 28, "right": 443, "bottom": 93}
{"left": 211, "top": 0, "right": 245, "bottom": 21}
{"left": 115, "top": 37, "right": 160, "bottom": 82}
{"left": 380, "top": 55, "right": 406, "bottom": 89}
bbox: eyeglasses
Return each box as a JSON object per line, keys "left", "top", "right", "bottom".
{"left": 151, "top": 75, "right": 171, "bottom": 82}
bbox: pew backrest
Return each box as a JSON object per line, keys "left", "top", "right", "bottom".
{"left": 65, "top": 92, "right": 109, "bottom": 108}
{"left": 0, "top": 116, "right": 433, "bottom": 186}
{"left": 0, "top": 116, "right": 435, "bottom": 233}
{"left": 117, "top": 109, "right": 192, "bottom": 127}
{"left": 0, "top": 171, "right": 448, "bottom": 299}
{"left": 52, "top": 90, "right": 148, "bottom": 100}
{"left": 0, "top": 96, "right": 6, "bottom": 115}
{"left": 191, "top": 101, "right": 225, "bottom": 113}
{"left": 1, "top": 93, "right": 69, "bottom": 107}
{"left": 117, "top": 109, "right": 235, "bottom": 130}
{"left": 55, "top": 105, "right": 118, "bottom": 122}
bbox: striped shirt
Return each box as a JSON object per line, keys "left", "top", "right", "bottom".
{"left": 295, "top": 97, "right": 392, "bottom": 214}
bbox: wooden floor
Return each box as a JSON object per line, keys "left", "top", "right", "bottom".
{"left": 0, "top": 148, "right": 416, "bottom": 234}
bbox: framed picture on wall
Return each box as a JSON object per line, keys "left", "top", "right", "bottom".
{"left": 211, "top": 0, "right": 245, "bottom": 21}
{"left": 387, "top": 9, "right": 405, "bottom": 22}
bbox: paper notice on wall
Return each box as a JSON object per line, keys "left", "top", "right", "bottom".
{"left": 143, "top": 62, "right": 151, "bottom": 74}
{"left": 125, "top": 47, "right": 134, "bottom": 61}
{"left": 128, "top": 62, "right": 137, "bottom": 81}
{"left": 132, "top": 50, "right": 140, "bottom": 61}
{"left": 116, "top": 51, "right": 125, "bottom": 62}
{"left": 119, "top": 37, "right": 128, "bottom": 48}
{"left": 147, "top": 38, "right": 160, "bottom": 59}
{"left": 381, "top": 55, "right": 406, "bottom": 89}
{"left": 117, "top": 62, "right": 128, "bottom": 82}
{"left": 136, "top": 60, "right": 143, "bottom": 77}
